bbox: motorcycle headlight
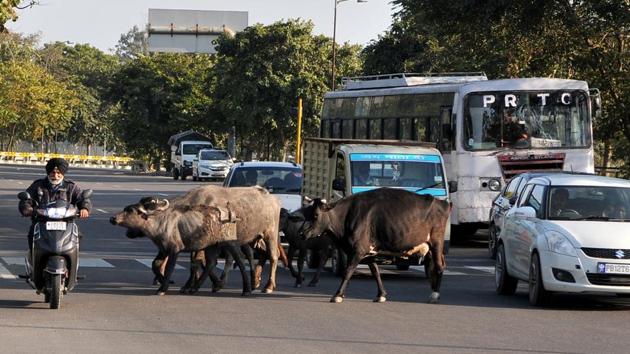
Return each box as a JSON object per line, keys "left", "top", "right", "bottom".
{"left": 546, "top": 231, "right": 577, "bottom": 257}
{"left": 488, "top": 179, "right": 501, "bottom": 191}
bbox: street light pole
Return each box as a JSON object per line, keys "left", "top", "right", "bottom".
{"left": 331, "top": 0, "right": 366, "bottom": 91}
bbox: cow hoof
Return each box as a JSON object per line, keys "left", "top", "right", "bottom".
{"left": 307, "top": 282, "right": 317, "bottom": 287}
{"left": 262, "top": 287, "right": 274, "bottom": 294}
{"left": 294, "top": 283, "right": 302, "bottom": 288}
{"left": 188, "top": 288, "right": 199, "bottom": 295}
{"left": 428, "top": 292, "right": 440, "bottom": 304}
{"left": 330, "top": 296, "right": 343, "bottom": 303}
{"left": 242, "top": 291, "right": 252, "bottom": 297}
{"left": 156, "top": 290, "right": 166, "bottom": 296}
{"left": 373, "top": 296, "right": 387, "bottom": 303}
{"left": 179, "top": 287, "right": 187, "bottom": 294}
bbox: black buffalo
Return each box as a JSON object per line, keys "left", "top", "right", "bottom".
{"left": 302, "top": 188, "right": 451, "bottom": 303}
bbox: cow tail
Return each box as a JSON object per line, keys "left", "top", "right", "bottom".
{"left": 277, "top": 241, "right": 288, "bottom": 268}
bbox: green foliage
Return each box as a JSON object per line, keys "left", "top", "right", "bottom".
{"left": 115, "top": 26, "right": 148, "bottom": 62}
{"left": 0, "top": 0, "right": 36, "bottom": 32}
{"left": 212, "top": 19, "right": 362, "bottom": 160}
{"left": 109, "top": 53, "right": 215, "bottom": 165}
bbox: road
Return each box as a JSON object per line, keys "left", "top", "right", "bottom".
{"left": 1, "top": 164, "right": 629, "bottom": 353}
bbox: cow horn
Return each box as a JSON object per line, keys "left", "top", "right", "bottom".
{"left": 137, "top": 206, "right": 148, "bottom": 215}
{"left": 156, "top": 199, "right": 170, "bottom": 211}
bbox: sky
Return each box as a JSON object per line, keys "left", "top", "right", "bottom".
{"left": 7, "top": 0, "right": 397, "bottom": 53}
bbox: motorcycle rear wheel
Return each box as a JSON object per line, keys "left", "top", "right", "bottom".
{"left": 49, "top": 274, "right": 63, "bottom": 309}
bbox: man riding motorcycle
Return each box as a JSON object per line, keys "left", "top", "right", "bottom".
{"left": 18, "top": 158, "right": 91, "bottom": 258}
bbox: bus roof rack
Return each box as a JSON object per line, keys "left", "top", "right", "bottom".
{"left": 340, "top": 72, "right": 488, "bottom": 91}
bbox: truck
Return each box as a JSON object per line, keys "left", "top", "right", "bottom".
{"left": 300, "top": 137, "right": 454, "bottom": 275}
{"left": 167, "top": 130, "right": 213, "bottom": 180}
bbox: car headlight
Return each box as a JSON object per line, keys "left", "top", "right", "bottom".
{"left": 488, "top": 179, "right": 501, "bottom": 191}
{"left": 546, "top": 231, "right": 577, "bottom": 257}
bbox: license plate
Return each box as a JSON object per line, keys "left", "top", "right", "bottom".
{"left": 46, "top": 221, "right": 67, "bottom": 231}
{"left": 597, "top": 263, "right": 630, "bottom": 274}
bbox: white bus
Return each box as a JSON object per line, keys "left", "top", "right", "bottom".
{"left": 320, "top": 73, "right": 600, "bottom": 235}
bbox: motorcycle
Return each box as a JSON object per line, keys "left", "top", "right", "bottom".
{"left": 18, "top": 189, "right": 92, "bottom": 309}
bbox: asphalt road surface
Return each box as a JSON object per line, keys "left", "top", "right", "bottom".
{"left": 1, "top": 164, "right": 630, "bottom": 353}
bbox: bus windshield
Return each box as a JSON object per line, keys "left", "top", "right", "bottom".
{"left": 464, "top": 90, "right": 591, "bottom": 151}
{"left": 349, "top": 153, "right": 446, "bottom": 196}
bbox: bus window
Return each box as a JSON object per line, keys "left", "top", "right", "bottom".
{"left": 370, "top": 119, "right": 382, "bottom": 139}
{"left": 355, "top": 119, "right": 368, "bottom": 139}
{"left": 384, "top": 118, "right": 397, "bottom": 139}
{"left": 342, "top": 119, "right": 353, "bottom": 139}
{"left": 400, "top": 118, "right": 412, "bottom": 140}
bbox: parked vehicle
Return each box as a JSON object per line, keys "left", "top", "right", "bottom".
{"left": 192, "top": 149, "right": 233, "bottom": 181}
{"left": 495, "top": 174, "right": 630, "bottom": 306}
{"left": 19, "top": 189, "right": 93, "bottom": 309}
{"left": 488, "top": 172, "right": 565, "bottom": 259}
{"left": 301, "top": 137, "right": 453, "bottom": 274}
{"left": 168, "top": 130, "right": 213, "bottom": 180}
{"left": 223, "top": 161, "right": 303, "bottom": 212}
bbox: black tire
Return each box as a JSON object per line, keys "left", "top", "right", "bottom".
{"left": 181, "top": 174, "right": 187, "bottom": 181}
{"left": 330, "top": 248, "right": 346, "bottom": 277}
{"left": 305, "top": 250, "right": 319, "bottom": 269}
{"left": 173, "top": 169, "right": 179, "bottom": 180}
{"left": 192, "top": 174, "right": 198, "bottom": 181}
{"left": 49, "top": 274, "right": 63, "bottom": 309}
{"left": 488, "top": 223, "right": 498, "bottom": 259}
{"left": 495, "top": 243, "right": 518, "bottom": 295}
{"left": 396, "top": 263, "right": 410, "bottom": 271}
{"left": 529, "top": 252, "right": 551, "bottom": 306}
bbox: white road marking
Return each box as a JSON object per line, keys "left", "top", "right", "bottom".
{"left": 156, "top": 193, "right": 169, "bottom": 196}
{"left": 466, "top": 266, "right": 495, "bottom": 274}
{"left": 79, "top": 258, "right": 115, "bottom": 268}
{"left": 136, "top": 258, "right": 185, "bottom": 270}
{"left": 2, "top": 257, "right": 25, "bottom": 266}
{"left": 97, "top": 209, "right": 108, "bottom": 214}
{"left": 0, "top": 262, "right": 17, "bottom": 279}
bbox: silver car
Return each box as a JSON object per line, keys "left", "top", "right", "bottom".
{"left": 496, "top": 174, "right": 630, "bottom": 306}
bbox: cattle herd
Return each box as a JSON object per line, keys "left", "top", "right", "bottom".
{"left": 110, "top": 186, "right": 451, "bottom": 304}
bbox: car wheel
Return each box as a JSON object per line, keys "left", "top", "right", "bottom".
{"left": 495, "top": 243, "right": 518, "bottom": 295}
{"left": 173, "top": 169, "right": 179, "bottom": 180}
{"left": 488, "top": 223, "right": 498, "bottom": 259}
{"left": 529, "top": 252, "right": 551, "bottom": 306}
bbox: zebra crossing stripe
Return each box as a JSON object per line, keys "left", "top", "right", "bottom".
{"left": 466, "top": 266, "right": 495, "bottom": 274}
{"left": 80, "top": 259, "right": 114, "bottom": 268}
{"left": 0, "top": 262, "right": 17, "bottom": 279}
{"left": 136, "top": 258, "right": 185, "bottom": 270}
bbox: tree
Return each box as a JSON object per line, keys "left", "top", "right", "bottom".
{"left": 212, "top": 19, "right": 362, "bottom": 160}
{"left": 0, "top": 0, "right": 36, "bottom": 33}
{"left": 110, "top": 53, "right": 214, "bottom": 167}
{"left": 115, "top": 25, "right": 148, "bottom": 62}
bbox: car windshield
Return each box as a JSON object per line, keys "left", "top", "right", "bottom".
{"left": 464, "top": 90, "right": 591, "bottom": 150}
{"left": 183, "top": 144, "right": 212, "bottom": 155}
{"left": 227, "top": 167, "right": 302, "bottom": 194}
{"left": 200, "top": 150, "right": 230, "bottom": 160}
{"left": 548, "top": 186, "right": 630, "bottom": 221}
{"left": 349, "top": 153, "right": 446, "bottom": 196}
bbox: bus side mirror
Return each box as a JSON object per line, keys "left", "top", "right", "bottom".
{"left": 448, "top": 180, "right": 458, "bottom": 193}
{"left": 332, "top": 178, "right": 345, "bottom": 192}
{"left": 590, "top": 88, "right": 602, "bottom": 119}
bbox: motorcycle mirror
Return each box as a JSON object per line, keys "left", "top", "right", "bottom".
{"left": 82, "top": 189, "right": 93, "bottom": 199}
{"left": 17, "top": 192, "right": 31, "bottom": 201}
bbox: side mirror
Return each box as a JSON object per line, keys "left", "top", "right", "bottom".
{"left": 332, "top": 178, "right": 345, "bottom": 192}
{"left": 18, "top": 192, "right": 31, "bottom": 201}
{"left": 514, "top": 206, "right": 536, "bottom": 218}
{"left": 82, "top": 189, "right": 93, "bottom": 199}
{"left": 448, "top": 180, "right": 458, "bottom": 193}
{"left": 589, "top": 88, "right": 602, "bottom": 119}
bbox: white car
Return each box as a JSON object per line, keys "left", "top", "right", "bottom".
{"left": 192, "top": 149, "right": 233, "bottom": 181}
{"left": 496, "top": 173, "right": 630, "bottom": 306}
{"left": 223, "top": 161, "right": 303, "bottom": 212}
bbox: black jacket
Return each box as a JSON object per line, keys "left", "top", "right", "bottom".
{"left": 19, "top": 178, "right": 91, "bottom": 217}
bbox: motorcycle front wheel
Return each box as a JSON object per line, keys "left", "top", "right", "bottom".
{"left": 49, "top": 274, "right": 63, "bottom": 309}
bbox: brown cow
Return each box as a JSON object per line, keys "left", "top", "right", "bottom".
{"left": 302, "top": 187, "right": 451, "bottom": 304}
